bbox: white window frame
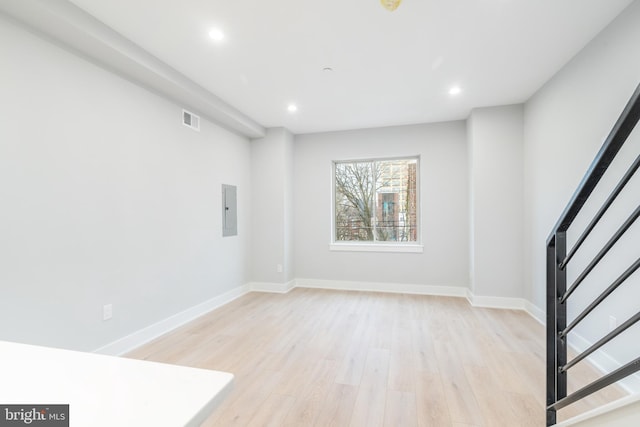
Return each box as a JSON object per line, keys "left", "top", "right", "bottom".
{"left": 330, "top": 156, "right": 423, "bottom": 253}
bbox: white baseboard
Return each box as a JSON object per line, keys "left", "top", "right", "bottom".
{"left": 568, "top": 332, "right": 640, "bottom": 395}
{"left": 556, "top": 393, "right": 640, "bottom": 426}
{"left": 93, "top": 277, "right": 640, "bottom": 399}
{"left": 465, "top": 290, "right": 528, "bottom": 310}
{"left": 249, "top": 280, "right": 296, "bottom": 294}
{"left": 522, "top": 302, "right": 640, "bottom": 395}
{"left": 524, "top": 300, "right": 546, "bottom": 325}
{"left": 94, "top": 284, "right": 250, "bottom": 356}
{"left": 93, "top": 279, "right": 467, "bottom": 356}
{"left": 295, "top": 278, "right": 469, "bottom": 297}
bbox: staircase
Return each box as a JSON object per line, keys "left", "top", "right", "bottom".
{"left": 546, "top": 83, "right": 640, "bottom": 425}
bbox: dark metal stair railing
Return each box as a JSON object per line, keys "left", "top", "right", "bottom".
{"left": 546, "top": 83, "right": 640, "bottom": 426}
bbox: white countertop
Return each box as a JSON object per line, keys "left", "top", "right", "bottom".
{"left": 0, "top": 340, "right": 233, "bottom": 426}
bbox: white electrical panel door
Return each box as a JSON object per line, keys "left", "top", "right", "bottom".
{"left": 222, "top": 184, "right": 237, "bottom": 236}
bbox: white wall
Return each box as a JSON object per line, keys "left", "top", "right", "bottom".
{"left": 283, "top": 130, "right": 295, "bottom": 283}
{"left": 524, "top": 0, "right": 640, "bottom": 378}
{"left": 0, "top": 16, "right": 251, "bottom": 352}
{"left": 250, "top": 127, "right": 294, "bottom": 284}
{"left": 293, "top": 122, "right": 469, "bottom": 288}
{"left": 468, "top": 105, "right": 524, "bottom": 299}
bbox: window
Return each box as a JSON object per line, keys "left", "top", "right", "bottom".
{"left": 332, "top": 157, "right": 420, "bottom": 252}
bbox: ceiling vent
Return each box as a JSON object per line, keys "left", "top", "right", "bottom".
{"left": 182, "top": 109, "right": 200, "bottom": 131}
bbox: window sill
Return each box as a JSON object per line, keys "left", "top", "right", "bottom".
{"left": 329, "top": 243, "right": 424, "bottom": 253}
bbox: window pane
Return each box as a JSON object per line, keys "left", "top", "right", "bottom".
{"left": 334, "top": 157, "right": 418, "bottom": 243}
{"left": 375, "top": 159, "right": 417, "bottom": 242}
{"left": 335, "top": 162, "right": 375, "bottom": 241}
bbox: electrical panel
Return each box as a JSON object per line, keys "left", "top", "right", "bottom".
{"left": 222, "top": 184, "right": 237, "bottom": 237}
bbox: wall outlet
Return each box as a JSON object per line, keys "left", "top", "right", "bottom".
{"left": 276, "top": 264, "right": 283, "bottom": 273}
{"left": 609, "top": 315, "right": 617, "bottom": 332}
{"left": 103, "top": 304, "right": 113, "bottom": 321}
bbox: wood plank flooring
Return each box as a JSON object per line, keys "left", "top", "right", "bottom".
{"left": 126, "top": 288, "right": 626, "bottom": 426}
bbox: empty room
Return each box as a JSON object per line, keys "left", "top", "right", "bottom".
{"left": 1, "top": 0, "right": 640, "bottom": 426}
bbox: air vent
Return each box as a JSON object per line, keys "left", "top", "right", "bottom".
{"left": 182, "top": 109, "right": 200, "bottom": 131}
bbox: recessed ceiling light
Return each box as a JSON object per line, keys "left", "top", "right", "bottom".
{"left": 287, "top": 104, "right": 298, "bottom": 113}
{"left": 323, "top": 67, "right": 333, "bottom": 72}
{"left": 449, "top": 86, "right": 462, "bottom": 96}
{"left": 208, "top": 28, "right": 225, "bottom": 42}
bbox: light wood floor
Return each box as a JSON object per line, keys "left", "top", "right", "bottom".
{"left": 126, "top": 288, "right": 625, "bottom": 426}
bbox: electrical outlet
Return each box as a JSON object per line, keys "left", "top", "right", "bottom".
{"left": 103, "top": 304, "right": 113, "bottom": 321}
{"left": 276, "top": 264, "right": 283, "bottom": 273}
{"left": 609, "top": 315, "right": 617, "bottom": 332}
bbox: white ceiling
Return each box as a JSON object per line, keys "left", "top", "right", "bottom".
{"left": 66, "top": 0, "right": 633, "bottom": 135}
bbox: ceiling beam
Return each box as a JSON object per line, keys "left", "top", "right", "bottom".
{"left": 0, "top": 0, "right": 266, "bottom": 138}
